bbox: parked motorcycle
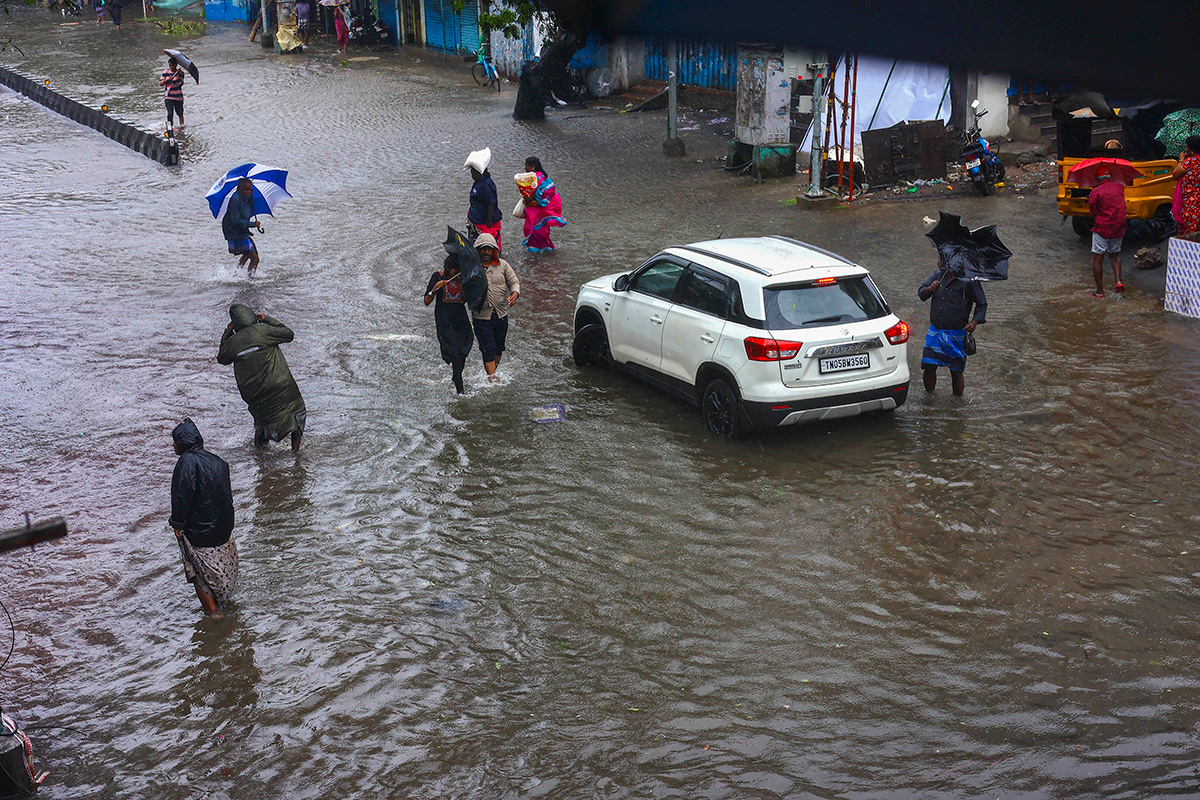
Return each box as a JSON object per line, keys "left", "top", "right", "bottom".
{"left": 346, "top": 8, "right": 389, "bottom": 46}
{"left": 959, "top": 99, "right": 1005, "bottom": 196}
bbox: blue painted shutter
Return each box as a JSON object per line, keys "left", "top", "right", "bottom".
{"left": 423, "top": 0, "right": 447, "bottom": 49}
{"left": 458, "top": 0, "right": 478, "bottom": 53}
{"left": 377, "top": 0, "right": 398, "bottom": 44}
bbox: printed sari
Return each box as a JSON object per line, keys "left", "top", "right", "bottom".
{"left": 522, "top": 172, "right": 566, "bottom": 252}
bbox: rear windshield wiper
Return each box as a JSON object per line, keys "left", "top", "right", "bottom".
{"left": 802, "top": 315, "right": 844, "bottom": 325}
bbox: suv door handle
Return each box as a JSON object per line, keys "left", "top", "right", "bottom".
{"left": 700, "top": 333, "right": 715, "bottom": 343}
{"left": 650, "top": 315, "right": 664, "bottom": 325}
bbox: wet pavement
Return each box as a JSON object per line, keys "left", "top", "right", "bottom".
{"left": 3, "top": 11, "right": 1200, "bottom": 799}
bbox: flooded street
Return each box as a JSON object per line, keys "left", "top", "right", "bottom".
{"left": 4, "top": 13, "right": 1200, "bottom": 798}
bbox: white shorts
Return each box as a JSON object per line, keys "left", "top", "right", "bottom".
{"left": 1092, "top": 233, "right": 1122, "bottom": 254}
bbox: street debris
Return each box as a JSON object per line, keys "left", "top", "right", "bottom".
{"left": 531, "top": 404, "right": 567, "bottom": 423}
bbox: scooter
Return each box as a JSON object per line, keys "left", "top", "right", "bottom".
{"left": 959, "top": 99, "right": 1005, "bottom": 196}
{"left": 346, "top": 9, "right": 389, "bottom": 46}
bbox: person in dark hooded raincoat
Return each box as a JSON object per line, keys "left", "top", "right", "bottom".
{"left": 169, "top": 418, "right": 238, "bottom": 618}
{"left": 424, "top": 254, "right": 474, "bottom": 393}
{"left": 217, "top": 304, "right": 307, "bottom": 450}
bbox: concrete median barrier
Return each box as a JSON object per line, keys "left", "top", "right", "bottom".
{"left": 0, "top": 65, "right": 179, "bottom": 166}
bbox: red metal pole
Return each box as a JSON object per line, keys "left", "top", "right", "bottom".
{"left": 837, "top": 56, "right": 850, "bottom": 190}
{"left": 848, "top": 55, "right": 858, "bottom": 200}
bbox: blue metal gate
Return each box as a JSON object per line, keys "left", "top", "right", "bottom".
{"left": 376, "top": 0, "right": 398, "bottom": 44}
{"left": 204, "top": 0, "right": 252, "bottom": 22}
{"left": 645, "top": 39, "right": 738, "bottom": 91}
{"left": 423, "top": 0, "right": 477, "bottom": 53}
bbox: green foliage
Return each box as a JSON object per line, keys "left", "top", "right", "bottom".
{"left": 153, "top": 17, "right": 206, "bottom": 35}
{"left": 478, "top": 0, "right": 556, "bottom": 41}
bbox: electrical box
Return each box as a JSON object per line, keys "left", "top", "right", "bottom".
{"left": 735, "top": 45, "right": 790, "bottom": 146}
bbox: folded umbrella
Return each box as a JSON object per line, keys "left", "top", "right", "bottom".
{"left": 925, "top": 211, "right": 1012, "bottom": 282}
{"left": 163, "top": 49, "right": 199, "bottom": 84}
{"left": 206, "top": 163, "right": 292, "bottom": 219}
{"left": 443, "top": 226, "right": 487, "bottom": 312}
{"left": 1067, "top": 157, "right": 1143, "bottom": 188}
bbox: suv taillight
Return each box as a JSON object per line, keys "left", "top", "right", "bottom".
{"left": 744, "top": 336, "right": 803, "bottom": 361}
{"left": 885, "top": 320, "right": 909, "bottom": 345}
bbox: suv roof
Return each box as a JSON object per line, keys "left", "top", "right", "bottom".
{"left": 671, "top": 236, "right": 865, "bottom": 280}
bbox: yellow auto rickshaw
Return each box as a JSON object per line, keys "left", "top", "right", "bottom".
{"left": 1056, "top": 97, "right": 1182, "bottom": 238}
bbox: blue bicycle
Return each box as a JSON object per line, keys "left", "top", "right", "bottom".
{"left": 472, "top": 44, "right": 500, "bottom": 92}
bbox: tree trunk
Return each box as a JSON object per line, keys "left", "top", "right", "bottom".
{"left": 513, "top": 31, "right": 581, "bottom": 121}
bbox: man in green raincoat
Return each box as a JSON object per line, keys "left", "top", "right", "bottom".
{"left": 217, "top": 304, "right": 307, "bottom": 451}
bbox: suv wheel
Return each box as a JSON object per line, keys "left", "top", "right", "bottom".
{"left": 572, "top": 323, "right": 611, "bottom": 369}
{"left": 702, "top": 378, "right": 743, "bottom": 438}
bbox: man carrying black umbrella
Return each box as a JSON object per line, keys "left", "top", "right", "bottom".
{"left": 918, "top": 267, "right": 987, "bottom": 397}
{"left": 160, "top": 56, "right": 186, "bottom": 132}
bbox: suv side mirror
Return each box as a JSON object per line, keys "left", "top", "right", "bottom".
{"left": 613, "top": 274, "right": 630, "bottom": 292}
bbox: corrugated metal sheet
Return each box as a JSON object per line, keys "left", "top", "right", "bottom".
{"left": 377, "top": 0, "right": 399, "bottom": 44}
{"left": 645, "top": 39, "right": 738, "bottom": 91}
{"left": 203, "top": 0, "right": 253, "bottom": 23}
{"left": 423, "top": 0, "right": 477, "bottom": 53}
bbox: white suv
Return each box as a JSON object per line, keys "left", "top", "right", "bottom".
{"left": 572, "top": 236, "right": 911, "bottom": 436}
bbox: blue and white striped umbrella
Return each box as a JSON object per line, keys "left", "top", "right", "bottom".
{"left": 206, "top": 162, "right": 292, "bottom": 219}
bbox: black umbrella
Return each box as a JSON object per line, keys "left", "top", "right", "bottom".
{"left": 163, "top": 49, "right": 199, "bottom": 84}
{"left": 925, "top": 211, "right": 1012, "bottom": 281}
{"left": 443, "top": 226, "right": 487, "bottom": 312}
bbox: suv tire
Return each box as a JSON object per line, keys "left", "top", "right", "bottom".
{"left": 572, "top": 323, "right": 611, "bottom": 369}
{"left": 702, "top": 378, "right": 743, "bottom": 438}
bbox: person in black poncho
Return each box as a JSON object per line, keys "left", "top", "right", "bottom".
{"left": 424, "top": 254, "right": 474, "bottom": 394}
{"left": 169, "top": 418, "right": 238, "bottom": 618}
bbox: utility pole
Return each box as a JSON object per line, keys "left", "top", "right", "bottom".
{"left": 663, "top": 39, "right": 685, "bottom": 157}
{"left": 259, "top": 0, "right": 273, "bottom": 48}
{"left": 805, "top": 55, "right": 826, "bottom": 198}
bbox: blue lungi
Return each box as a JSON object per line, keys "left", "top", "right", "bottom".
{"left": 922, "top": 326, "right": 968, "bottom": 372}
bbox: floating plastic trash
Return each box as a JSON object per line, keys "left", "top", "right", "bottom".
{"left": 531, "top": 404, "right": 566, "bottom": 423}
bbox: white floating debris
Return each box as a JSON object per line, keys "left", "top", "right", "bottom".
{"left": 531, "top": 404, "right": 566, "bottom": 423}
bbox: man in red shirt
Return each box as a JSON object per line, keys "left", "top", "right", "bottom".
{"left": 1087, "top": 169, "right": 1127, "bottom": 297}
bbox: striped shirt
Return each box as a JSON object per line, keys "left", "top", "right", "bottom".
{"left": 160, "top": 68, "right": 184, "bottom": 101}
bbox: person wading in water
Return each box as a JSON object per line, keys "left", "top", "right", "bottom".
{"left": 425, "top": 254, "right": 474, "bottom": 394}
{"left": 217, "top": 304, "right": 307, "bottom": 450}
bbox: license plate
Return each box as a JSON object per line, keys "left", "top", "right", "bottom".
{"left": 819, "top": 353, "right": 870, "bottom": 373}
{"left": 965, "top": 158, "right": 981, "bottom": 169}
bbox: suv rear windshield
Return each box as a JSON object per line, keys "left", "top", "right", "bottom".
{"left": 763, "top": 277, "right": 889, "bottom": 330}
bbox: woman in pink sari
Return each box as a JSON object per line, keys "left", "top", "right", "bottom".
{"left": 521, "top": 157, "right": 566, "bottom": 253}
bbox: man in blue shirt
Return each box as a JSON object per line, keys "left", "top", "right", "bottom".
{"left": 918, "top": 266, "right": 987, "bottom": 396}
{"left": 466, "top": 157, "right": 502, "bottom": 249}
{"left": 222, "top": 178, "right": 262, "bottom": 276}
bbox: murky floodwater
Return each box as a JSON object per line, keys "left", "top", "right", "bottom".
{"left": 3, "top": 12, "right": 1200, "bottom": 798}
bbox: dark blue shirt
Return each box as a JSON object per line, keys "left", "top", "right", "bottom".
{"left": 919, "top": 270, "right": 987, "bottom": 330}
{"left": 468, "top": 174, "right": 501, "bottom": 226}
{"left": 222, "top": 192, "right": 255, "bottom": 242}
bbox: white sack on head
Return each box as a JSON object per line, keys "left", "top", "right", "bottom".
{"left": 464, "top": 147, "right": 492, "bottom": 173}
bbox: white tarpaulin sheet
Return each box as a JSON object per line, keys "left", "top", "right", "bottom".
{"left": 804, "top": 55, "right": 951, "bottom": 154}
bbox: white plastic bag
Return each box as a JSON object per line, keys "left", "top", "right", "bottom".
{"left": 464, "top": 147, "right": 491, "bottom": 173}
{"left": 512, "top": 199, "right": 526, "bottom": 219}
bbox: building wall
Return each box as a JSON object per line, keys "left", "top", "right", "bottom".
{"left": 605, "top": 38, "right": 644, "bottom": 90}
{"left": 488, "top": 13, "right": 552, "bottom": 78}
{"left": 976, "top": 72, "right": 1010, "bottom": 139}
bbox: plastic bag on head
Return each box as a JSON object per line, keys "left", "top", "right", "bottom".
{"left": 464, "top": 147, "right": 492, "bottom": 173}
